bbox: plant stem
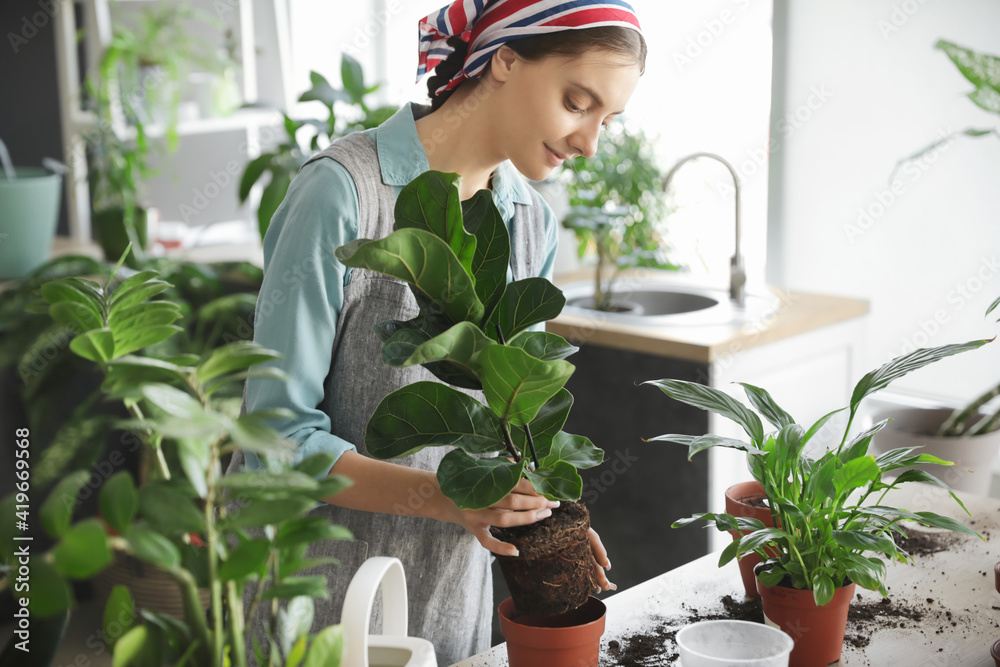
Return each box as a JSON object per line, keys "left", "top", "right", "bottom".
{"left": 166, "top": 566, "right": 214, "bottom": 666}
{"left": 523, "top": 425, "right": 540, "bottom": 471}
{"left": 205, "top": 436, "right": 225, "bottom": 667}
{"left": 227, "top": 580, "right": 248, "bottom": 667}
{"left": 499, "top": 421, "right": 522, "bottom": 463}
{"left": 938, "top": 382, "right": 1000, "bottom": 435}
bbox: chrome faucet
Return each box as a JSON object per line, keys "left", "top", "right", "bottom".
{"left": 662, "top": 152, "right": 747, "bottom": 308}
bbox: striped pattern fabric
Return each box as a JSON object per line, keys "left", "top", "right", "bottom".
{"left": 417, "top": 0, "right": 642, "bottom": 97}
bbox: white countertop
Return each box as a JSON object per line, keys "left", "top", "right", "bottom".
{"left": 452, "top": 483, "right": 999, "bottom": 666}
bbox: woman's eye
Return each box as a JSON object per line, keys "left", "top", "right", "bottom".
{"left": 566, "top": 99, "right": 585, "bottom": 113}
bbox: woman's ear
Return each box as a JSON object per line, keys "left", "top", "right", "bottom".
{"left": 489, "top": 45, "right": 518, "bottom": 83}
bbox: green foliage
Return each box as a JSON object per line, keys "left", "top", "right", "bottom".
{"left": 336, "top": 171, "right": 602, "bottom": 509}
{"left": 239, "top": 54, "right": 398, "bottom": 239}
{"left": 645, "top": 339, "right": 990, "bottom": 606}
{"left": 560, "top": 119, "right": 679, "bottom": 310}
{"left": 0, "top": 247, "right": 348, "bottom": 666}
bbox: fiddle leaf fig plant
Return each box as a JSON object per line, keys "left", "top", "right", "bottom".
{"left": 643, "top": 339, "right": 990, "bottom": 607}
{"left": 334, "top": 171, "right": 602, "bottom": 509}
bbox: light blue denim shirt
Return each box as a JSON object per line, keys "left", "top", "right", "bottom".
{"left": 243, "top": 103, "right": 560, "bottom": 476}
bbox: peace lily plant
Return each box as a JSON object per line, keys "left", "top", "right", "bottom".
{"left": 334, "top": 171, "right": 602, "bottom": 507}
{"left": 0, "top": 247, "right": 351, "bottom": 667}
{"left": 644, "top": 339, "right": 989, "bottom": 608}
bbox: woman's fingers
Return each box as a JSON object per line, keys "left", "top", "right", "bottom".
{"left": 588, "top": 528, "right": 616, "bottom": 591}
{"left": 588, "top": 528, "right": 611, "bottom": 570}
{"left": 473, "top": 526, "right": 520, "bottom": 557}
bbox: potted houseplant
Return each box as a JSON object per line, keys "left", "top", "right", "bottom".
{"left": 333, "top": 170, "right": 608, "bottom": 663}
{"left": 644, "top": 338, "right": 988, "bottom": 666}
{"left": 0, "top": 246, "right": 352, "bottom": 666}
{"left": 560, "top": 118, "right": 678, "bottom": 312}
{"left": 879, "top": 39, "right": 1000, "bottom": 494}
{"left": 239, "top": 54, "right": 396, "bottom": 240}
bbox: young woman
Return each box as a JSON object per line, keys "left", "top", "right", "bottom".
{"left": 227, "top": 1, "right": 646, "bottom": 662}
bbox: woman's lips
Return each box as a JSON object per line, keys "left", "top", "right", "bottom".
{"left": 545, "top": 144, "right": 566, "bottom": 167}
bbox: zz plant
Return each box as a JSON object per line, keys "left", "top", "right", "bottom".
{"left": 0, "top": 247, "right": 351, "bottom": 667}
{"left": 334, "top": 171, "right": 603, "bottom": 509}
{"left": 644, "top": 339, "right": 989, "bottom": 606}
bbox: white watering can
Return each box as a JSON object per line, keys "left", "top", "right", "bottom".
{"left": 341, "top": 557, "right": 437, "bottom": 667}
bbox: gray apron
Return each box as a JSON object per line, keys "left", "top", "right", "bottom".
{"left": 227, "top": 128, "right": 548, "bottom": 665}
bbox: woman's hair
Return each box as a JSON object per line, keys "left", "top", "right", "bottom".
{"left": 427, "top": 26, "right": 647, "bottom": 111}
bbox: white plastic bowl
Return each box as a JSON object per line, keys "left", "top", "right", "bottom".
{"left": 677, "top": 619, "right": 793, "bottom": 667}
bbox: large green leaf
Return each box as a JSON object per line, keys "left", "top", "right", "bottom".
{"left": 108, "top": 301, "right": 183, "bottom": 332}
{"left": 70, "top": 328, "right": 116, "bottom": 363}
{"left": 40, "top": 470, "right": 90, "bottom": 538}
{"left": 485, "top": 278, "right": 565, "bottom": 341}
{"left": 41, "top": 280, "right": 103, "bottom": 316}
{"left": 462, "top": 189, "right": 509, "bottom": 317}
{"left": 398, "top": 321, "right": 495, "bottom": 386}
{"left": 100, "top": 471, "right": 138, "bottom": 533}
{"left": 831, "top": 530, "right": 898, "bottom": 556}
{"left": 276, "top": 517, "right": 353, "bottom": 548}
{"left": 138, "top": 383, "right": 203, "bottom": 420}
{"left": 335, "top": 228, "right": 484, "bottom": 325}
{"left": 832, "top": 455, "right": 880, "bottom": 497}
{"left": 436, "top": 450, "right": 525, "bottom": 510}
{"left": 850, "top": 340, "right": 989, "bottom": 417}
{"left": 738, "top": 382, "right": 794, "bottom": 430}
{"left": 124, "top": 524, "right": 180, "bottom": 569}
{"left": 103, "top": 585, "right": 136, "bottom": 651}
{"left": 506, "top": 330, "right": 579, "bottom": 361}
{"left": 525, "top": 460, "right": 582, "bottom": 501}
{"left": 539, "top": 431, "right": 603, "bottom": 469}
{"left": 643, "top": 379, "right": 765, "bottom": 445}
{"left": 394, "top": 171, "right": 477, "bottom": 275}
{"left": 644, "top": 433, "right": 758, "bottom": 459}
{"left": 222, "top": 498, "right": 317, "bottom": 529}
{"left": 936, "top": 40, "right": 1000, "bottom": 115}
{"left": 219, "top": 538, "right": 270, "bottom": 582}
{"left": 303, "top": 625, "right": 344, "bottom": 667}
{"left": 197, "top": 341, "right": 282, "bottom": 384}
{"left": 512, "top": 388, "right": 573, "bottom": 455}
{"left": 262, "top": 576, "right": 330, "bottom": 601}
{"left": 138, "top": 482, "right": 205, "bottom": 536}
{"left": 381, "top": 328, "right": 431, "bottom": 366}
{"left": 52, "top": 518, "right": 112, "bottom": 578}
{"left": 480, "top": 345, "right": 574, "bottom": 426}
{"left": 25, "top": 559, "right": 72, "bottom": 617}
{"left": 366, "top": 381, "right": 504, "bottom": 458}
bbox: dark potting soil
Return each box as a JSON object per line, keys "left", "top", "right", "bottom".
{"left": 892, "top": 528, "right": 958, "bottom": 557}
{"left": 492, "top": 500, "right": 598, "bottom": 617}
{"left": 602, "top": 593, "right": 967, "bottom": 665}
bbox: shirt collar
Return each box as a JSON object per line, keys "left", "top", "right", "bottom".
{"left": 372, "top": 102, "right": 534, "bottom": 218}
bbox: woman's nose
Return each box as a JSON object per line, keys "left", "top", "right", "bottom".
{"left": 570, "top": 122, "right": 602, "bottom": 159}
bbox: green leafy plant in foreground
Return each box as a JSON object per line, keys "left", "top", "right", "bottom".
{"left": 0, "top": 246, "right": 351, "bottom": 667}
{"left": 644, "top": 339, "right": 990, "bottom": 606}
{"left": 334, "top": 171, "right": 603, "bottom": 509}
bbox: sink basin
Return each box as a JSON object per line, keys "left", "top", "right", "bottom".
{"left": 559, "top": 280, "right": 779, "bottom": 327}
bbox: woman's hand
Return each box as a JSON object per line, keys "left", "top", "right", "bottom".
{"left": 588, "top": 528, "right": 616, "bottom": 592}
{"left": 446, "top": 477, "right": 559, "bottom": 557}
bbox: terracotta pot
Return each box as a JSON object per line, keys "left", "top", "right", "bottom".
{"left": 992, "top": 638, "right": 1000, "bottom": 667}
{"left": 756, "top": 573, "right": 855, "bottom": 667}
{"left": 868, "top": 407, "right": 1000, "bottom": 496}
{"left": 498, "top": 596, "right": 606, "bottom": 667}
{"left": 725, "top": 481, "right": 776, "bottom": 598}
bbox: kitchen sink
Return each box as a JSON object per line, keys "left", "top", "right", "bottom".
{"left": 559, "top": 280, "right": 780, "bottom": 327}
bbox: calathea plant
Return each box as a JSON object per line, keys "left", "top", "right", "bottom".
{"left": 0, "top": 246, "right": 351, "bottom": 667}
{"left": 644, "top": 339, "right": 989, "bottom": 607}
{"left": 334, "top": 171, "right": 603, "bottom": 508}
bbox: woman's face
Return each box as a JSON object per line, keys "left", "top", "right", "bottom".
{"left": 490, "top": 47, "right": 642, "bottom": 182}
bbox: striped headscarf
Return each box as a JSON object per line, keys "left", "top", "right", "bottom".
{"left": 417, "top": 0, "right": 642, "bottom": 97}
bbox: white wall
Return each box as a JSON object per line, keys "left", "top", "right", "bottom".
{"left": 768, "top": 0, "right": 1000, "bottom": 403}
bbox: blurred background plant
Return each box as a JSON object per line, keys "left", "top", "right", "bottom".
{"left": 560, "top": 118, "right": 680, "bottom": 311}
{"left": 0, "top": 246, "right": 350, "bottom": 667}
{"left": 85, "top": 0, "right": 230, "bottom": 270}
{"left": 239, "top": 54, "right": 397, "bottom": 240}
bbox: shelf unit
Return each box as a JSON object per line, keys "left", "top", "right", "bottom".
{"left": 54, "top": 0, "right": 294, "bottom": 244}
